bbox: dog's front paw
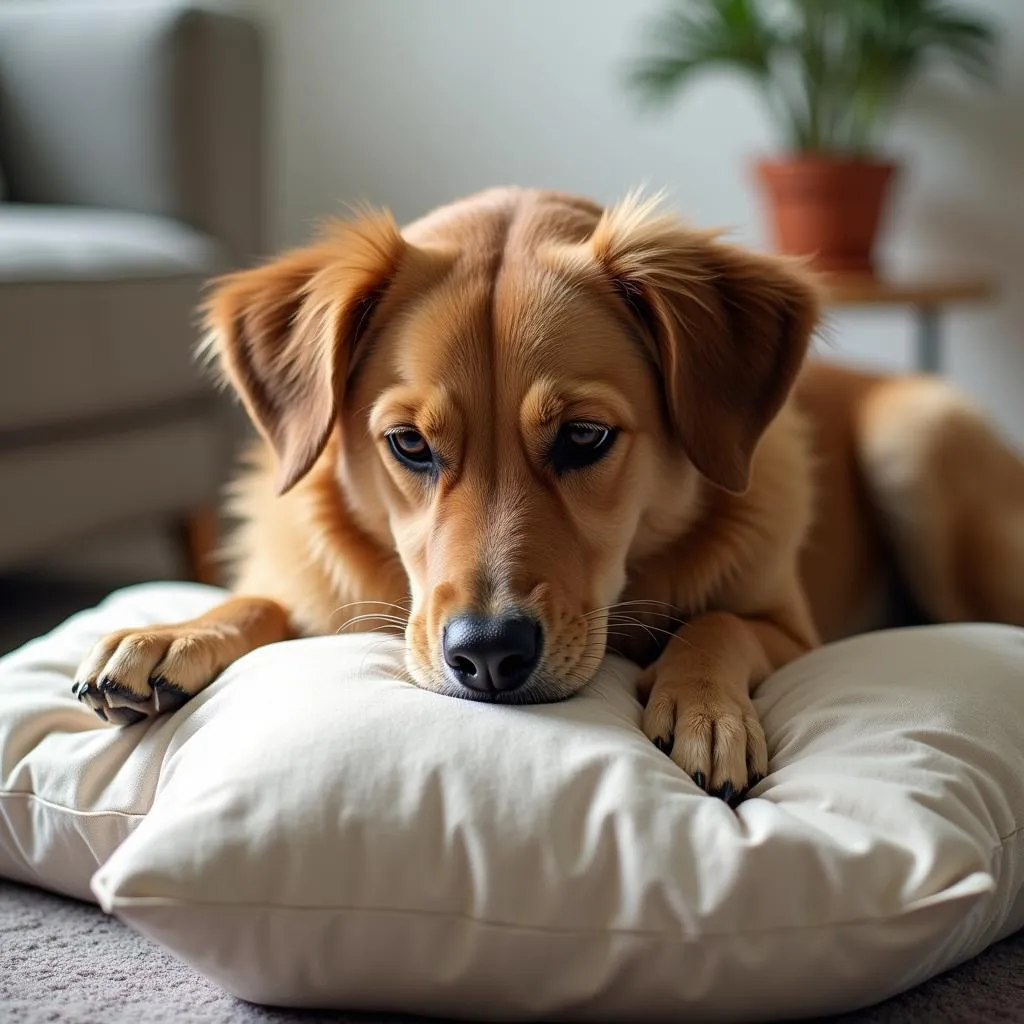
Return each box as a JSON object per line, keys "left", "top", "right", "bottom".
{"left": 73, "top": 626, "right": 229, "bottom": 725}
{"left": 639, "top": 664, "right": 768, "bottom": 804}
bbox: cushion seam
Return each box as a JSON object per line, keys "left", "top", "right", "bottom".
{"left": 0, "top": 790, "right": 147, "bottom": 819}
{"left": 98, "top": 834, "right": 1020, "bottom": 942}
{"left": 994, "top": 822, "right": 1024, "bottom": 849}
{"left": 99, "top": 886, "right": 994, "bottom": 942}
{"left": 4, "top": 790, "right": 1020, "bottom": 843}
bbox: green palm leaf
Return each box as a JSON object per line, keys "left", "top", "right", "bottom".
{"left": 628, "top": 0, "right": 778, "bottom": 99}
{"left": 627, "top": 0, "right": 997, "bottom": 155}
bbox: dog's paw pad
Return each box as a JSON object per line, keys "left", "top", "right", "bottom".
{"left": 642, "top": 672, "right": 767, "bottom": 797}
{"left": 73, "top": 625, "right": 217, "bottom": 726}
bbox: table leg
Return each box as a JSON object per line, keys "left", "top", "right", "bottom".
{"left": 916, "top": 305, "right": 942, "bottom": 374}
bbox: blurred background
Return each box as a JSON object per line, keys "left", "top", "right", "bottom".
{"left": 0, "top": 0, "right": 1020, "bottom": 651}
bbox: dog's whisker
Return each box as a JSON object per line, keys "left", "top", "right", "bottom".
{"left": 331, "top": 603, "right": 410, "bottom": 614}
{"left": 590, "top": 598, "right": 679, "bottom": 613}
{"left": 584, "top": 611, "right": 678, "bottom": 624}
{"left": 330, "top": 599, "right": 412, "bottom": 617}
{"left": 605, "top": 614, "right": 686, "bottom": 637}
{"left": 561, "top": 625, "right": 617, "bottom": 688}
{"left": 583, "top": 601, "right": 679, "bottom": 623}
{"left": 336, "top": 613, "right": 408, "bottom": 628}
{"left": 335, "top": 626, "right": 403, "bottom": 634}
{"left": 565, "top": 646, "right": 610, "bottom": 687}
{"left": 356, "top": 636, "right": 419, "bottom": 687}
{"left": 335, "top": 619, "right": 407, "bottom": 635}
{"left": 605, "top": 615, "right": 664, "bottom": 647}
{"left": 337, "top": 611, "right": 409, "bottom": 621}
{"left": 603, "top": 614, "right": 693, "bottom": 652}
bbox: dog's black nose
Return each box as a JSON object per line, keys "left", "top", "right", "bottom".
{"left": 443, "top": 614, "right": 542, "bottom": 694}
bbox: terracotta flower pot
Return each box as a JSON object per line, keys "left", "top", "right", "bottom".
{"left": 754, "top": 157, "right": 898, "bottom": 276}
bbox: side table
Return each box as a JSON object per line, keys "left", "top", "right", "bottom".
{"left": 819, "top": 276, "right": 992, "bottom": 373}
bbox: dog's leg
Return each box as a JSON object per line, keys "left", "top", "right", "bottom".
{"left": 639, "top": 611, "right": 813, "bottom": 801}
{"left": 73, "top": 597, "right": 291, "bottom": 724}
{"left": 858, "top": 377, "right": 1024, "bottom": 625}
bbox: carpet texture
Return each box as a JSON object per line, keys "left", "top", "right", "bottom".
{"left": 2, "top": 881, "right": 1022, "bottom": 1024}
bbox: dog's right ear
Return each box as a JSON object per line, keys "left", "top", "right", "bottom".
{"left": 547, "top": 193, "right": 819, "bottom": 494}
{"left": 202, "top": 212, "right": 408, "bottom": 494}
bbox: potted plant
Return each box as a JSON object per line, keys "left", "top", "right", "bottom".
{"left": 628, "top": 0, "right": 996, "bottom": 276}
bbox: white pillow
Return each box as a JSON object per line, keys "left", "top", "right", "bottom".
{"left": 1, "top": 583, "right": 1023, "bottom": 1021}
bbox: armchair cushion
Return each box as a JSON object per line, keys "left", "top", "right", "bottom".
{"left": 0, "top": 206, "right": 223, "bottom": 432}
{"left": 0, "top": 205, "right": 223, "bottom": 282}
{"left": 0, "top": 1, "right": 263, "bottom": 263}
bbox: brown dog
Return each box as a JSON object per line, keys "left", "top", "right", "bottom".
{"left": 73, "top": 188, "right": 1024, "bottom": 802}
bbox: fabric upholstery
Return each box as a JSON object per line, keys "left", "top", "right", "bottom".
{"left": 0, "top": 275, "right": 213, "bottom": 433}
{"left": 0, "top": 2, "right": 264, "bottom": 570}
{"left": 0, "top": 205, "right": 224, "bottom": 281}
{"left": 0, "top": 1, "right": 265, "bottom": 265}
{"left": 0, "top": 418, "right": 224, "bottom": 567}
{"left": 0, "top": 206, "right": 223, "bottom": 431}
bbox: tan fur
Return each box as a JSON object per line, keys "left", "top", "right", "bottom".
{"left": 75, "top": 188, "right": 1024, "bottom": 799}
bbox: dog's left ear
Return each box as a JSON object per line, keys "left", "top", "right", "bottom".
{"left": 202, "top": 211, "right": 410, "bottom": 494}
{"left": 564, "top": 196, "right": 820, "bottom": 493}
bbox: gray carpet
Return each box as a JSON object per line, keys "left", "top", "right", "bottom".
{"left": 2, "top": 880, "right": 1022, "bottom": 1024}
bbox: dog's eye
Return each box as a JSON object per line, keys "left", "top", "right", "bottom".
{"left": 550, "top": 421, "right": 618, "bottom": 474}
{"left": 387, "top": 428, "right": 434, "bottom": 471}
{"left": 566, "top": 423, "right": 607, "bottom": 448}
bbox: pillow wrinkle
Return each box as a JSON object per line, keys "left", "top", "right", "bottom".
{"left": 0, "top": 584, "right": 1021, "bottom": 1020}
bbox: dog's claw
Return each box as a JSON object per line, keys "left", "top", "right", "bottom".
{"left": 711, "top": 781, "right": 735, "bottom": 804}
{"left": 151, "top": 677, "right": 190, "bottom": 714}
{"left": 692, "top": 771, "right": 708, "bottom": 792}
{"left": 97, "top": 677, "right": 146, "bottom": 703}
{"left": 73, "top": 619, "right": 241, "bottom": 727}
{"left": 653, "top": 735, "right": 673, "bottom": 755}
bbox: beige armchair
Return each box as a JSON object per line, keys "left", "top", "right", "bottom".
{"left": 0, "top": 1, "right": 265, "bottom": 580}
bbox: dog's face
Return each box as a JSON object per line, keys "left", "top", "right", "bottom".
{"left": 345, "top": 230, "right": 674, "bottom": 703}
{"left": 208, "top": 189, "right": 817, "bottom": 703}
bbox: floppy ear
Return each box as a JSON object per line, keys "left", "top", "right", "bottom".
{"left": 583, "top": 195, "right": 820, "bottom": 493}
{"left": 203, "top": 211, "right": 407, "bottom": 494}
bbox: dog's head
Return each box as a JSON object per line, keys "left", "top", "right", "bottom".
{"left": 206, "top": 188, "right": 818, "bottom": 703}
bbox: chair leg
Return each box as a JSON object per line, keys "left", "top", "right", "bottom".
{"left": 177, "top": 506, "right": 222, "bottom": 586}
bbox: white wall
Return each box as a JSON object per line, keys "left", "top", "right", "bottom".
{"left": 242, "top": 0, "right": 1024, "bottom": 444}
